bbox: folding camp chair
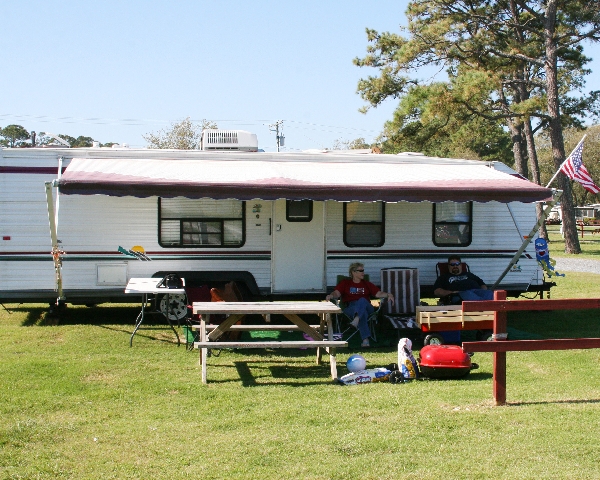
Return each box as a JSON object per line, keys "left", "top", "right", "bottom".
{"left": 203, "top": 282, "right": 244, "bottom": 353}
{"left": 429, "top": 261, "right": 473, "bottom": 344}
{"left": 432, "top": 261, "right": 491, "bottom": 344}
{"left": 330, "top": 274, "right": 386, "bottom": 343}
{"left": 331, "top": 297, "right": 386, "bottom": 344}
{"left": 182, "top": 282, "right": 244, "bottom": 350}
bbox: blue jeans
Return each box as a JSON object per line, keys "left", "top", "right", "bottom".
{"left": 458, "top": 289, "right": 494, "bottom": 301}
{"left": 343, "top": 297, "right": 373, "bottom": 340}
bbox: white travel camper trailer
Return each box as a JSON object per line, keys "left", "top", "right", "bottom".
{"left": 1, "top": 136, "right": 554, "bottom": 310}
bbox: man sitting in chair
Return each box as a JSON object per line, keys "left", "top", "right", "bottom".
{"left": 325, "top": 262, "right": 394, "bottom": 348}
{"left": 433, "top": 255, "right": 494, "bottom": 304}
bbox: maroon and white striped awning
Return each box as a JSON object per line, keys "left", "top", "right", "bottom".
{"left": 56, "top": 153, "right": 552, "bottom": 203}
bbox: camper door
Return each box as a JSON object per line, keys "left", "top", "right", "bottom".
{"left": 271, "top": 200, "right": 325, "bottom": 293}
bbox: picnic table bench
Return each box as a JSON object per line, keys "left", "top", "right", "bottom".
{"left": 192, "top": 323, "right": 344, "bottom": 348}
{"left": 192, "top": 301, "right": 344, "bottom": 384}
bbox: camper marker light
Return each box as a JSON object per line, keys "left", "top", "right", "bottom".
{"left": 3, "top": 236, "right": 10, "bottom": 240}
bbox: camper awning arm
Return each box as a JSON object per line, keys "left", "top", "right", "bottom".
{"left": 492, "top": 190, "right": 562, "bottom": 289}
{"left": 45, "top": 181, "right": 65, "bottom": 303}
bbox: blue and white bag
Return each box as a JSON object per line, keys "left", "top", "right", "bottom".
{"left": 397, "top": 337, "right": 419, "bottom": 379}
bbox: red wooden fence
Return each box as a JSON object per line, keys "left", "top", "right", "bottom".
{"left": 461, "top": 291, "right": 600, "bottom": 405}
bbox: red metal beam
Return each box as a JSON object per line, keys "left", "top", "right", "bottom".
{"left": 463, "top": 338, "right": 600, "bottom": 352}
{"left": 461, "top": 298, "right": 600, "bottom": 312}
{"left": 492, "top": 291, "right": 507, "bottom": 406}
{"left": 460, "top": 290, "right": 600, "bottom": 406}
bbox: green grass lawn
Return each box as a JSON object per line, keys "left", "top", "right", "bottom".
{"left": 2, "top": 255, "right": 600, "bottom": 478}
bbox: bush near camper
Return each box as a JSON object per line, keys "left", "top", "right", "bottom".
{"left": 0, "top": 125, "right": 118, "bottom": 148}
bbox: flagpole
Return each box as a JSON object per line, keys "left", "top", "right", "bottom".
{"left": 545, "top": 134, "right": 587, "bottom": 188}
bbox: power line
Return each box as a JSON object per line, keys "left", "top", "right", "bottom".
{"left": 1, "top": 113, "right": 382, "bottom": 135}
{"left": 285, "top": 119, "right": 381, "bottom": 134}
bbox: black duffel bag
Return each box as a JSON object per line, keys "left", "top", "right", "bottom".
{"left": 156, "top": 273, "right": 183, "bottom": 289}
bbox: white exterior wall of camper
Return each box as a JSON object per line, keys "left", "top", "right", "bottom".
{"left": 324, "top": 200, "right": 542, "bottom": 291}
{"left": 1, "top": 146, "right": 548, "bottom": 305}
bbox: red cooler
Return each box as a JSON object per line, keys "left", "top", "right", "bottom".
{"left": 418, "top": 345, "right": 477, "bottom": 379}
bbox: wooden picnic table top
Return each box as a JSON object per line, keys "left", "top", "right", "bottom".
{"left": 192, "top": 301, "right": 341, "bottom": 315}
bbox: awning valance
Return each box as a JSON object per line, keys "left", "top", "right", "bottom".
{"left": 56, "top": 155, "right": 552, "bottom": 203}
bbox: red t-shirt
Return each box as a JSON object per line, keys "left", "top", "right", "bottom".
{"left": 335, "top": 279, "right": 380, "bottom": 303}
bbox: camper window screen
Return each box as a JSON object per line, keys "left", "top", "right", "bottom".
{"left": 432, "top": 202, "right": 472, "bottom": 247}
{"left": 158, "top": 198, "right": 245, "bottom": 248}
{"left": 343, "top": 201, "right": 385, "bottom": 247}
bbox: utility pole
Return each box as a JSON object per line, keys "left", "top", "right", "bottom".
{"left": 269, "top": 120, "right": 285, "bottom": 152}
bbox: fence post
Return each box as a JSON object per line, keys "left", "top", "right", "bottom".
{"left": 493, "top": 290, "right": 507, "bottom": 405}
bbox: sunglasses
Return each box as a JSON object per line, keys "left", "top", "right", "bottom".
{"left": 449, "top": 262, "right": 461, "bottom": 266}
{"left": 354, "top": 269, "right": 365, "bottom": 272}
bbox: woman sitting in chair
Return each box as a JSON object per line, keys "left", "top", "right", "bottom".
{"left": 325, "top": 262, "right": 394, "bottom": 348}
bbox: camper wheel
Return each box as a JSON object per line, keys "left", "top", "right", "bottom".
{"left": 423, "top": 333, "right": 444, "bottom": 346}
{"left": 159, "top": 294, "right": 188, "bottom": 321}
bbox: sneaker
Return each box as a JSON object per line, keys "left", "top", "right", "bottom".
{"left": 361, "top": 338, "right": 370, "bottom": 348}
{"left": 350, "top": 314, "right": 360, "bottom": 329}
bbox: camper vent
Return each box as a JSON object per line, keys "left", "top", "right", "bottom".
{"left": 206, "top": 130, "right": 238, "bottom": 145}
{"left": 201, "top": 129, "right": 259, "bottom": 152}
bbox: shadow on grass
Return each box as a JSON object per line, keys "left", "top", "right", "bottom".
{"left": 204, "top": 346, "right": 399, "bottom": 361}
{"left": 200, "top": 356, "right": 493, "bottom": 385}
{"left": 51, "top": 305, "right": 142, "bottom": 326}
{"left": 13, "top": 304, "right": 151, "bottom": 328}
{"left": 415, "top": 371, "right": 492, "bottom": 382}
{"left": 24, "top": 307, "right": 48, "bottom": 326}
{"left": 508, "top": 398, "right": 600, "bottom": 406}
{"left": 463, "top": 371, "right": 493, "bottom": 381}
{"left": 96, "top": 324, "right": 183, "bottom": 346}
{"left": 197, "top": 361, "right": 338, "bottom": 386}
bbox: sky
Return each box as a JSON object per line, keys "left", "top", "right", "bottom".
{"left": 2, "top": 1, "right": 599, "bottom": 152}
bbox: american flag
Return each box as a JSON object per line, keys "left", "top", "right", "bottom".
{"left": 560, "top": 139, "right": 600, "bottom": 194}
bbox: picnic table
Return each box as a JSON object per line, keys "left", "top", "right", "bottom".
{"left": 576, "top": 220, "right": 600, "bottom": 238}
{"left": 192, "top": 301, "right": 344, "bottom": 384}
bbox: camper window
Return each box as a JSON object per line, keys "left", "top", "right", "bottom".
{"left": 285, "top": 200, "right": 312, "bottom": 222}
{"left": 158, "top": 198, "right": 245, "bottom": 248}
{"left": 432, "top": 202, "right": 472, "bottom": 247}
{"left": 343, "top": 201, "right": 385, "bottom": 247}
{"left": 286, "top": 200, "right": 313, "bottom": 222}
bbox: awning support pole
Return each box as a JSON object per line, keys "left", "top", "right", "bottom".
{"left": 45, "top": 181, "right": 65, "bottom": 304}
{"left": 492, "top": 191, "right": 562, "bottom": 289}
{"left": 506, "top": 203, "right": 524, "bottom": 240}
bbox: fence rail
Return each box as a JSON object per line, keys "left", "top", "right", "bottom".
{"left": 460, "top": 291, "right": 600, "bottom": 405}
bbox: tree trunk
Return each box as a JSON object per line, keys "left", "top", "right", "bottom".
{"left": 543, "top": 0, "right": 580, "bottom": 253}
{"left": 498, "top": 87, "right": 527, "bottom": 178}
{"left": 508, "top": 122, "right": 527, "bottom": 176}
{"left": 523, "top": 118, "right": 548, "bottom": 239}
